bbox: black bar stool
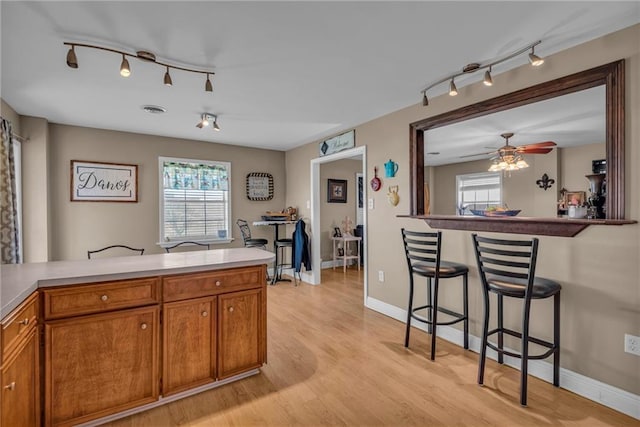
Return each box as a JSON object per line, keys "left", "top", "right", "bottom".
{"left": 272, "top": 238, "right": 293, "bottom": 285}
{"left": 471, "top": 234, "right": 561, "bottom": 406}
{"left": 401, "top": 229, "right": 469, "bottom": 361}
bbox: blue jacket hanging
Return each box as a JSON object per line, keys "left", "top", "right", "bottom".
{"left": 291, "top": 219, "right": 311, "bottom": 273}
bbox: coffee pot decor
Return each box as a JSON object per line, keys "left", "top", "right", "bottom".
{"left": 384, "top": 159, "right": 399, "bottom": 178}
{"left": 586, "top": 173, "right": 606, "bottom": 219}
{"left": 387, "top": 185, "right": 399, "bottom": 206}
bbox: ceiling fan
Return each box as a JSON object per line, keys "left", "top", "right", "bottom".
{"left": 460, "top": 132, "right": 557, "bottom": 159}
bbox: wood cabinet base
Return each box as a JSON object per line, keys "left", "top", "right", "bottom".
{"left": 73, "top": 369, "right": 260, "bottom": 427}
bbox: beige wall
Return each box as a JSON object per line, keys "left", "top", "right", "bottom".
{"left": 320, "top": 159, "right": 361, "bottom": 261}
{"left": 1, "top": 99, "right": 21, "bottom": 133}
{"left": 46, "top": 123, "right": 286, "bottom": 260}
{"left": 286, "top": 24, "right": 640, "bottom": 394}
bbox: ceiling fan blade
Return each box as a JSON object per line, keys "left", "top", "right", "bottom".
{"left": 519, "top": 141, "right": 557, "bottom": 149}
{"left": 459, "top": 151, "right": 494, "bottom": 158}
{"left": 517, "top": 147, "right": 553, "bottom": 154}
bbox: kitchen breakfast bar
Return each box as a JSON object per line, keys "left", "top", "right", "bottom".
{"left": 0, "top": 248, "right": 274, "bottom": 427}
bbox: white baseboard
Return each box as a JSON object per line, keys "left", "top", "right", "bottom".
{"left": 365, "top": 296, "right": 640, "bottom": 420}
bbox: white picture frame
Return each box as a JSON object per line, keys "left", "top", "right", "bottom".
{"left": 70, "top": 160, "right": 138, "bottom": 202}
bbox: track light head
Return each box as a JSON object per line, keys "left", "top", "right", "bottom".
{"left": 449, "top": 79, "right": 458, "bottom": 96}
{"left": 528, "top": 46, "right": 544, "bottom": 66}
{"left": 483, "top": 68, "right": 493, "bottom": 86}
{"left": 163, "top": 67, "right": 172, "bottom": 86}
{"left": 120, "top": 55, "right": 131, "bottom": 77}
{"left": 422, "top": 92, "right": 429, "bottom": 106}
{"left": 196, "top": 113, "right": 220, "bottom": 131}
{"left": 213, "top": 119, "right": 220, "bottom": 131}
{"left": 66, "top": 46, "right": 78, "bottom": 69}
{"left": 205, "top": 74, "right": 213, "bottom": 92}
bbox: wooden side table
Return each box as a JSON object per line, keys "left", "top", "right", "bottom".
{"left": 332, "top": 235, "right": 362, "bottom": 272}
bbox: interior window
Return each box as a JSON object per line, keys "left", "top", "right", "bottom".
{"left": 159, "top": 157, "right": 231, "bottom": 243}
{"left": 456, "top": 172, "right": 501, "bottom": 216}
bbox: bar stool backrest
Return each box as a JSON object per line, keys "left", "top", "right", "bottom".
{"left": 471, "top": 234, "right": 538, "bottom": 295}
{"left": 164, "top": 241, "right": 211, "bottom": 253}
{"left": 236, "top": 219, "right": 253, "bottom": 243}
{"left": 87, "top": 245, "right": 145, "bottom": 259}
{"left": 401, "top": 229, "right": 442, "bottom": 274}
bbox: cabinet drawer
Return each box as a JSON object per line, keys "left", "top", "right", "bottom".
{"left": 43, "top": 277, "right": 160, "bottom": 320}
{"left": 2, "top": 292, "right": 38, "bottom": 362}
{"left": 163, "top": 266, "right": 264, "bottom": 302}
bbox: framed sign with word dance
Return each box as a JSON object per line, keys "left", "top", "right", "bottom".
{"left": 70, "top": 160, "right": 138, "bottom": 202}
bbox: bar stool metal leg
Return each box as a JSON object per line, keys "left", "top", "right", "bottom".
{"left": 554, "top": 292, "right": 561, "bottom": 387}
{"left": 404, "top": 275, "right": 415, "bottom": 348}
{"left": 430, "top": 277, "right": 440, "bottom": 361}
{"left": 498, "top": 294, "right": 504, "bottom": 364}
{"left": 426, "top": 277, "right": 433, "bottom": 335}
{"left": 463, "top": 273, "right": 469, "bottom": 350}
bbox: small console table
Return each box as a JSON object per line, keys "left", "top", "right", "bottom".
{"left": 332, "top": 235, "right": 362, "bottom": 272}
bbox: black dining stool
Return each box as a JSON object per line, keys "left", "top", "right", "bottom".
{"left": 272, "top": 238, "right": 293, "bottom": 285}
{"left": 401, "top": 229, "right": 469, "bottom": 361}
{"left": 471, "top": 234, "right": 561, "bottom": 406}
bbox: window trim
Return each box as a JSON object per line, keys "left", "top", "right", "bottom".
{"left": 158, "top": 156, "right": 233, "bottom": 247}
{"left": 456, "top": 171, "right": 502, "bottom": 216}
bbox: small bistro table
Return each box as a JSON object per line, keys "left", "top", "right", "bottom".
{"left": 331, "top": 235, "right": 362, "bottom": 273}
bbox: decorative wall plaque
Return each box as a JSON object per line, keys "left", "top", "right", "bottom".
{"left": 70, "top": 160, "right": 138, "bottom": 202}
{"left": 246, "top": 172, "right": 274, "bottom": 201}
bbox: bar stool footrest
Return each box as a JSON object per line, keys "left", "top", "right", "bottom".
{"left": 411, "top": 304, "right": 467, "bottom": 327}
{"left": 486, "top": 328, "right": 557, "bottom": 359}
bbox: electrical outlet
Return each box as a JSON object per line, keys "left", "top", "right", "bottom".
{"left": 306, "top": 200, "right": 310, "bottom": 209}
{"left": 368, "top": 198, "right": 375, "bottom": 209}
{"left": 378, "top": 270, "right": 385, "bottom": 282}
{"left": 624, "top": 334, "right": 640, "bottom": 356}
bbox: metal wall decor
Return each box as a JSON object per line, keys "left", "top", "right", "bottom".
{"left": 536, "top": 173, "right": 555, "bottom": 191}
{"left": 246, "top": 172, "right": 274, "bottom": 201}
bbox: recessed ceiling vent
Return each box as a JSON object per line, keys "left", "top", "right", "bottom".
{"left": 142, "top": 105, "right": 167, "bottom": 114}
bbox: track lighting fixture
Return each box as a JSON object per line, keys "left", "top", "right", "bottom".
{"left": 163, "top": 67, "right": 172, "bottom": 86}
{"left": 448, "top": 78, "right": 458, "bottom": 96}
{"left": 528, "top": 46, "right": 544, "bottom": 67}
{"left": 483, "top": 67, "right": 493, "bottom": 86}
{"left": 420, "top": 40, "right": 544, "bottom": 106}
{"left": 196, "top": 113, "right": 221, "bottom": 131}
{"left": 64, "top": 42, "right": 215, "bottom": 92}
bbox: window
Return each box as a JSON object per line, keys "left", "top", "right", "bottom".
{"left": 159, "top": 157, "right": 231, "bottom": 244}
{"left": 456, "top": 172, "right": 501, "bottom": 216}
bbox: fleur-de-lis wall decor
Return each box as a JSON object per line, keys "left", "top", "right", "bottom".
{"left": 536, "top": 173, "right": 555, "bottom": 190}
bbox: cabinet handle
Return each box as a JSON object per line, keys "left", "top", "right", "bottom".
{"left": 18, "top": 318, "right": 30, "bottom": 326}
{"left": 215, "top": 280, "right": 221, "bottom": 287}
{"left": 101, "top": 295, "right": 109, "bottom": 302}
{"left": 4, "top": 382, "right": 15, "bottom": 391}
{"left": 140, "top": 323, "right": 148, "bottom": 330}
{"left": 228, "top": 306, "right": 234, "bottom": 313}
{"left": 201, "top": 311, "right": 208, "bottom": 317}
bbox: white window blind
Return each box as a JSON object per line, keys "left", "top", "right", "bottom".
{"left": 456, "top": 172, "right": 501, "bottom": 216}
{"left": 159, "top": 157, "right": 231, "bottom": 242}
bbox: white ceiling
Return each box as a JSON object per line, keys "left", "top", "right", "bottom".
{"left": 1, "top": 2, "right": 638, "bottom": 152}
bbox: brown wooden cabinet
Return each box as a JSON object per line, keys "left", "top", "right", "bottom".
{"left": 44, "top": 306, "right": 160, "bottom": 427}
{"left": 0, "top": 292, "right": 39, "bottom": 427}
{"left": 1, "top": 328, "right": 39, "bottom": 427}
{"left": 163, "top": 297, "right": 216, "bottom": 395}
{"left": 218, "top": 288, "right": 263, "bottom": 379}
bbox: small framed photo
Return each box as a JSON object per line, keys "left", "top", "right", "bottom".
{"left": 333, "top": 227, "right": 342, "bottom": 238}
{"left": 327, "top": 178, "right": 347, "bottom": 203}
{"left": 564, "top": 191, "right": 586, "bottom": 206}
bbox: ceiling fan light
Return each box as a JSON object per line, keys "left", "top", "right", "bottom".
{"left": 516, "top": 159, "right": 529, "bottom": 168}
{"left": 449, "top": 79, "right": 458, "bottom": 96}
{"left": 66, "top": 46, "right": 78, "bottom": 69}
{"left": 528, "top": 47, "right": 544, "bottom": 66}
{"left": 120, "top": 55, "right": 131, "bottom": 77}
{"left": 205, "top": 74, "right": 213, "bottom": 92}
{"left": 488, "top": 163, "right": 499, "bottom": 172}
{"left": 483, "top": 69, "right": 493, "bottom": 86}
{"left": 164, "top": 67, "right": 172, "bottom": 86}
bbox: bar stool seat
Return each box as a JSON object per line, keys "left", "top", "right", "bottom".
{"left": 402, "top": 229, "right": 469, "bottom": 361}
{"left": 272, "top": 238, "right": 293, "bottom": 285}
{"left": 487, "top": 276, "right": 561, "bottom": 298}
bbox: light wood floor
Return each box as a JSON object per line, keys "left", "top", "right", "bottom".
{"left": 109, "top": 268, "right": 636, "bottom": 427}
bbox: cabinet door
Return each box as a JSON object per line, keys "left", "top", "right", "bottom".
{"left": 45, "top": 306, "right": 159, "bottom": 427}
{"left": 218, "top": 289, "right": 263, "bottom": 379}
{"left": 1, "top": 328, "right": 40, "bottom": 427}
{"left": 163, "top": 297, "right": 216, "bottom": 396}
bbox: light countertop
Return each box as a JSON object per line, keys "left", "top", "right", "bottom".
{"left": 0, "top": 248, "right": 275, "bottom": 319}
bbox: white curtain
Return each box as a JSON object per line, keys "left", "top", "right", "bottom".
{"left": 0, "top": 117, "right": 21, "bottom": 263}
